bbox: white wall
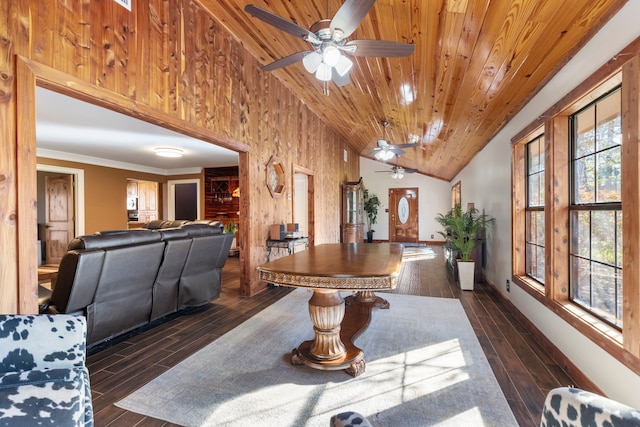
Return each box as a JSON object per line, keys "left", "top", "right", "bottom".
{"left": 454, "top": 1, "right": 640, "bottom": 407}
{"left": 359, "top": 157, "right": 451, "bottom": 241}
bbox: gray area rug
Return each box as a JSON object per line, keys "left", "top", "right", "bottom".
{"left": 116, "top": 289, "right": 517, "bottom": 426}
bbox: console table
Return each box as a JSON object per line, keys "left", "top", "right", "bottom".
{"left": 257, "top": 243, "right": 403, "bottom": 377}
{"left": 266, "top": 237, "right": 309, "bottom": 261}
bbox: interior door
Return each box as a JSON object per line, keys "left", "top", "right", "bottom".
{"left": 45, "top": 174, "right": 74, "bottom": 264}
{"left": 389, "top": 187, "right": 418, "bottom": 243}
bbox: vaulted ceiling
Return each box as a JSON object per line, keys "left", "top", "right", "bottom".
{"left": 198, "top": 0, "right": 626, "bottom": 181}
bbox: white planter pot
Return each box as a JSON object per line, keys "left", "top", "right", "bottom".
{"left": 457, "top": 261, "right": 475, "bottom": 291}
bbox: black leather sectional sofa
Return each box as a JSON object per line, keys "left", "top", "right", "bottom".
{"left": 39, "top": 221, "right": 233, "bottom": 348}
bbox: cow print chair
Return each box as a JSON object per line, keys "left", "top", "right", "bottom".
{"left": 541, "top": 387, "right": 640, "bottom": 427}
{"left": 0, "top": 314, "right": 93, "bottom": 426}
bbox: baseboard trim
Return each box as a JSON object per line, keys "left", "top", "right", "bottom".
{"left": 483, "top": 276, "right": 605, "bottom": 396}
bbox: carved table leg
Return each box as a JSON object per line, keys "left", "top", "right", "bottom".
{"left": 308, "top": 290, "right": 346, "bottom": 360}
{"left": 291, "top": 289, "right": 365, "bottom": 376}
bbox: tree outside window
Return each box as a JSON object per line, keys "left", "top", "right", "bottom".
{"left": 569, "top": 87, "right": 623, "bottom": 327}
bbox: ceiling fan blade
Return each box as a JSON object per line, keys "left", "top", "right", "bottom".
{"left": 262, "top": 51, "right": 310, "bottom": 72}
{"left": 346, "top": 39, "right": 415, "bottom": 57}
{"left": 245, "top": 4, "right": 316, "bottom": 41}
{"left": 405, "top": 168, "right": 418, "bottom": 173}
{"left": 390, "top": 148, "right": 405, "bottom": 156}
{"left": 389, "top": 143, "right": 419, "bottom": 149}
{"left": 330, "top": 0, "right": 376, "bottom": 38}
{"left": 332, "top": 68, "right": 351, "bottom": 87}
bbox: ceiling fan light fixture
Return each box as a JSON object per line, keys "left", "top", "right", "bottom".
{"left": 334, "top": 55, "right": 353, "bottom": 76}
{"left": 316, "top": 63, "right": 333, "bottom": 81}
{"left": 375, "top": 149, "right": 395, "bottom": 161}
{"left": 303, "top": 51, "right": 322, "bottom": 73}
{"left": 154, "top": 147, "right": 183, "bottom": 158}
{"left": 322, "top": 45, "right": 341, "bottom": 67}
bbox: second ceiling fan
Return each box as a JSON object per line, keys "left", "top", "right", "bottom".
{"left": 245, "top": 0, "right": 415, "bottom": 87}
{"left": 367, "top": 120, "right": 418, "bottom": 161}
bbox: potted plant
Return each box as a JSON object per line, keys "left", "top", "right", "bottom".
{"left": 224, "top": 221, "right": 238, "bottom": 253}
{"left": 363, "top": 189, "right": 381, "bottom": 243}
{"left": 435, "top": 205, "right": 494, "bottom": 290}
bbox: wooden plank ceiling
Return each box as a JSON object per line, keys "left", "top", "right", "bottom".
{"left": 197, "top": 0, "right": 627, "bottom": 181}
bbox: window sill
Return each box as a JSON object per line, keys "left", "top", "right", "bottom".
{"left": 512, "top": 275, "right": 636, "bottom": 374}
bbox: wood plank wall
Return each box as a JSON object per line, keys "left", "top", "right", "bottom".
{"left": 0, "top": 0, "right": 360, "bottom": 312}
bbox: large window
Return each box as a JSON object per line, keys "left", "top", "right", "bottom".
{"left": 526, "top": 135, "right": 545, "bottom": 283}
{"left": 569, "top": 87, "right": 622, "bottom": 327}
{"left": 512, "top": 43, "right": 640, "bottom": 378}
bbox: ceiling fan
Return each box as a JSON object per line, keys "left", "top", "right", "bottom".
{"left": 376, "top": 165, "right": 418, "bottom": 180}
{"left": 244, "top": 0, "right": 415, "bottom": 88}
{"left": 367, "top": 121, "right": 418, "bottom": 161}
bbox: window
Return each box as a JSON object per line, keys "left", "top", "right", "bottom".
{"left": 569, "top": 87, "right": 622, "bottom": 327}
{"left": 512, "top": 44, "right": 640, "bottom": 377}
{"left": 526, "top": 135, "right": 545, "bottom": 283}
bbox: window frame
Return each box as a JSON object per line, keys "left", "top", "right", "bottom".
{"left": 525, "top": 134, "right": 546, "bottom": 284}
{"left": 567, "top": 89, "right": 623, "bottom": 327}
{"left": 511, "top": 45, "right": 640, "bottom": 376}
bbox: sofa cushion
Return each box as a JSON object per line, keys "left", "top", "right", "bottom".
{"left": 0, "top": 367, "right": 90, "bottom": 427}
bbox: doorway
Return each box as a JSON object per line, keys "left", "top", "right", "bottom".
{"left": 36, "top": 164, "right": 85, "bottom": 265}
{"left": 293, "top": 165, "right": 315, "bottom": 245}
{"left": 168, "top": 179, "right": 201, "bottom": 220}
{"left": 388, "top": 187, "right": 419, "bottom": 243}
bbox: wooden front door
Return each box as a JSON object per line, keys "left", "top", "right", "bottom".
{"left": 45, "top": 174, "right": 74, "bottom": 264}
{"left": 388, "top": 187, "right": 419, "bottom": 243}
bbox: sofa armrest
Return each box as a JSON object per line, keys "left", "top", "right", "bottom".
{"left": 0, "top": 315, "right": 87, "bottom": 373}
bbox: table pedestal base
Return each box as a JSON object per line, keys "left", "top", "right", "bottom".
{"left": 290, "top": 289, "right": 388, "bottom": 377}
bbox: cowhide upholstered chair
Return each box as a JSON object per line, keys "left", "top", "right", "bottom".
{"left": 0, "top": 314, "right": 93, "bottom": 426}
{"left": 541, "top": 387, "right": 640, "bottom": 427}
{"left": 330, "top": 411, "right": 373, "bottom": 427}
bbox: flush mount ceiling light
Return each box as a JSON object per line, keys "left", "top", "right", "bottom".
{"left": 154, "top": 147, "right": 183, "bottom": 158}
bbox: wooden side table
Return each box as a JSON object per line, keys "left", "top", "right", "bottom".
{"left": 266, "top": 237, "right": 309, "bottom": 261}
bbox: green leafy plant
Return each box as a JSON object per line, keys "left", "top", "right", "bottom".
{"left": 223, "top": 220, "right": 238, "bottom": 235}
{"left": 435, "top": 205, "right": 494, "bottom": 262}
{"left": 363, "top": 189, "right": 381, "bottom": 233}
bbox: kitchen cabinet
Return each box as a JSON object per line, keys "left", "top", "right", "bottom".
{"left": 127, "top": 181, "right": 138, "bottom": 197}
{"left": 133, "top": 180, "right": 158, "bottom": 224}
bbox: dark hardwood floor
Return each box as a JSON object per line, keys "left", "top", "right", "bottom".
{"left": 87, "top": 246, "right": 577, "bottom": 426}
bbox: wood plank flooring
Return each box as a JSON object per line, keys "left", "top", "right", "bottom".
{"left": 87, "top": 246, "right": 577, "bottom": 426}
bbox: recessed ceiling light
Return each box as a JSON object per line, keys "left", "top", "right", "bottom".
{"left": 154, "top": 147, "right": 183, "bottom": 158}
